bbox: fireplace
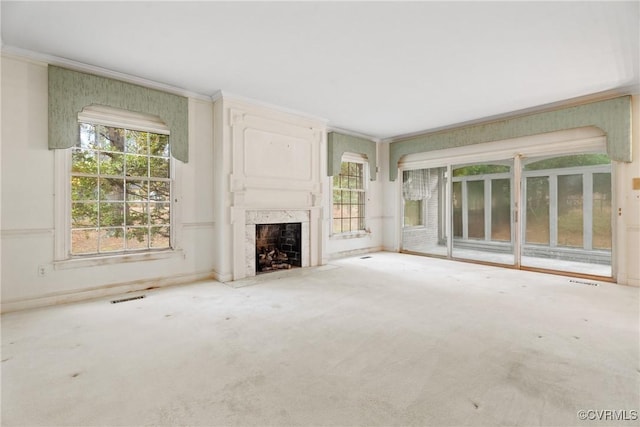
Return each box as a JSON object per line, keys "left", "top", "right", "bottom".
{"left": 255, "top": 223, "right": 302, "bottom": 273}
{"left": 244, "top": 210, "right": 311, "bottom": 278}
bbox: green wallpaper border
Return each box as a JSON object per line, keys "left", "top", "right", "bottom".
{"left": 388, "top": 96, "right": 632, "bottom": 181}
{"left": 327, "top": 132, "right": 377, "bottom": 181}
{"left": 48, "top": 66, "right": 189, "bottom": 162}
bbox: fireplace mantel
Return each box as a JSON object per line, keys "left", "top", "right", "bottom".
{"left": 220, "top": 100, "right": 325, "bottom": 281}
{"left": 244, "top": 209, "right": 310, "bottom": 277}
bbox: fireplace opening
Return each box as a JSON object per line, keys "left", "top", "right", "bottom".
{"left": 255, "top": 223, "right": 302, "bottom": 273}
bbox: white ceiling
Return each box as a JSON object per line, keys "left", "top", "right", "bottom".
{"left": 2, "top": 1, "right": 638, "bottom": 140}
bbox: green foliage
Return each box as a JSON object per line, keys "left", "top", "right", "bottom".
{"left": 453, "top": 164, "right": 510, "bottom": 177}
{"left": 525, "top": 154, "right": 610, "bottom": 171}
{"left": 71, "top": 123, "right": 171, "bottom": 254}
{"left": 332, "top": 162, "right": 365, "bottom": 233}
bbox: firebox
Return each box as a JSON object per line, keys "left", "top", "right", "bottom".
{"left": 255, "top": 223, "right": 302, "bottom": 273}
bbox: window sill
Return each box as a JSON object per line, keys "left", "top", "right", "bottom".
{"left": 54, "top": 249, "right": 184, "bottom": 271}
{"left": 403, "top": 225, "right": 426, "bottom": 230}
{"left": 330, "top": 230, "right": 371, "bottom": 240}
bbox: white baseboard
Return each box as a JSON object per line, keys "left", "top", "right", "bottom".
{"left": 327, "top": 246, "right": 383, "bottom": 261}
{"left": 212, "top": 270, "right": 233, "bottom": 282}
{"left": 1, "top": 271, "right": 216, "bottom": 313}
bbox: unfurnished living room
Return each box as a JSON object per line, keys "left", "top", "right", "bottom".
{"left": 1, "top": 1, "right": 639, "bottom": 426}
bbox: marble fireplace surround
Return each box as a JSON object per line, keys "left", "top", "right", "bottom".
{"left": 245, "top": 210, "right": 310, "bottom": 277}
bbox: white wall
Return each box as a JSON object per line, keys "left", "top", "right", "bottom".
{"left": 380, "top": 142, "right": 399, "bottom": 252}
{"left": 1, "top": 55, "right": 216, "bottom": 311}
{"left": 615, "top": 95, "right": 640, "bottom": 286}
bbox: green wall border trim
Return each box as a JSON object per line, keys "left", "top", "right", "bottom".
{"left": 388, "top": 96, "right": 632, "bottom": 181}
{"left": 327, "top": 132, "right": 377, "bottom": 181}
{"left": 48, "top": 65, "right": 189, "bottom": 162}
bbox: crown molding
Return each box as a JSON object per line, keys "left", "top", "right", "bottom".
{"left": 386, "top": 86, "right": 639, "bottom": 144}
{"left": 211, "top": 90, "right": 329, "bottom": 125}
{"left": 327, "top": 126, "right": 381, "bottom": 143}
{"left": 1, "top": 44, "right": 212, "bottom": 101}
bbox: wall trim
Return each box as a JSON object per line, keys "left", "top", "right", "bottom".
{"left": 212, "top": 270, "right": 233, "bottom": 283}
{"left": 327, "top": 246, "right": 384, "bottom": 261}
{"left": 182, "top": 221, "right": 216, "bottom": 229}
{"left": 1, "top": 46, "right": 211, "bottom": 101}
{"left": 212, "top": 90, "right": 329, "bottom": 124}
{"left": 0, "top": 271, "right": 216, "bottom": 314}
{"left": 1, "top": 228, "right": 54, "bottom": 238}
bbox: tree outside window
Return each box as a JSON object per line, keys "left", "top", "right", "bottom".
{"left": 70, "top": 123, "right": 171, "bottom": 255}
{"left": 332, "top": 161, "right": 365, "bottom": 233}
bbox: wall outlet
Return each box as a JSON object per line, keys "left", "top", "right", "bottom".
{"left": 37, "top": 265, "right": 48, "bottom": 277}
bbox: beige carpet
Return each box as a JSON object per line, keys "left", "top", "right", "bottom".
{"left": 2, "top": 252, "right": 638, "bottom": 426}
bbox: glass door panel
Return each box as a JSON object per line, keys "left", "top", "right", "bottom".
{"left": 451, "top": 162, "right": 514, "bottom": 265}
{"left": 467, "top": 180, "right": 485, "bottom": 239}
{"left": 452, "top": 181, "right": 463, "bottom": 238}
{"left": 521, "top": 154, "right": 612, "bottom": 277}
{"left": 592, "top": 173, "right": 612, "bottom": 250}
{"left": 557, "top": 174, "right": 583, "bottom": 248}
{"left": 491, "top": 179, "right": 511, "bottom": 241}
{"left": 525, "top": 176, "right": 550, "bottom": 245}
{"left": 401, "top": 167, "right": 448, "bottom": 257}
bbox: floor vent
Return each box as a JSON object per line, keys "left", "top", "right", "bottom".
{"left": 111, "top": 295, "right": 145, "bottom": 304}
{"left": 569, "top": 279, "right": 599, "bottom": 287}
{"left": 360, "top": 256, "right": 372, "bottom": 259}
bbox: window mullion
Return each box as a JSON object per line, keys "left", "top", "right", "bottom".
{"left": 70, "top": 121, "right": 171, "bottom": 256}
{"left": 584, "top": 172, "right": 594, "bottom": 250}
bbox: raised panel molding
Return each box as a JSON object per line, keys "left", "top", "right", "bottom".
{"left": 1, "top": 228, "right": 55, "bottom": 238}
{"left": 229, "top": 109, "right": 245, "bottom": 127}
{"left": 227, "top": 105, "right": 323, "bottom": 208}
{"left": 243, "top": 128, "right": 313, "bottom": 181}
{"left": 229, "top": 174, "right": 245, "bottom": 192}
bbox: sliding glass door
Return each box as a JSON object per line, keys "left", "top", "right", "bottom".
{"left": 401, "top": 167, "right": 448, "bottom": 256}
{"left": 400, "top": 152, "right": 613, "bottom": 278}
{"left": 521, "top": 154, "right": 612, "bottom": 276}
{"left": 450, "top": 161, "right": 515, "bottom": 265}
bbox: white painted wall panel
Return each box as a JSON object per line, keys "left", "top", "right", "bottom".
{"left": 0, "top": 57, "right": 53, "bottom": 231}
{"left": 243, "top": 129, "right": 312, "bottom": 181}
{"left": 615, "top": 95, "right": 640, "bottom": 286}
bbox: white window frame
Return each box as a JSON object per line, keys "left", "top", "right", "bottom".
{"left": 330, "top": 152, "right": 370, "bottom": 237}
{"left": 54, "top": 108, "right": 183, "bottom": 268}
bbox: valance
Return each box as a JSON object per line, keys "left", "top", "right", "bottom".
{"left": 327, "top": 132, "right": 377, "bottom": 181}
{"left": 389, "top": 96, "right": 631, "bottom": 181}
{"left": 48, "top": 66, "right": 188, "bottom": 162}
